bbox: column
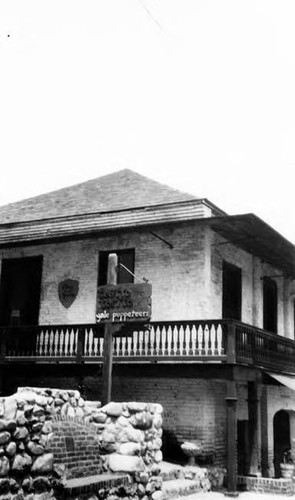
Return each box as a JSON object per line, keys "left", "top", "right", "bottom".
{"left": 225, "top": 380, "right": 239, "bottom": 497}
{"left": 248, "top": 379, "right": 262, "bottom": 475}
{"left": 260, "top": 385, "right": 270, "bottom": 477}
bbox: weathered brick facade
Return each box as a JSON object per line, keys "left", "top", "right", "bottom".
{"left": 0, "top": 222, "right": 294, "bottom": 334}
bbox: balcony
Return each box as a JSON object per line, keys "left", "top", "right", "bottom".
{"left": 0, "top": 320, "right": 295, "bottom": 374}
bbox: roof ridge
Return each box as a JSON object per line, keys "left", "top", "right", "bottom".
{"left": 0, "top": 168, "right": 196, "bottom": 209}
{"left": 0, "top": 168, "right": 206, "bottom": 225}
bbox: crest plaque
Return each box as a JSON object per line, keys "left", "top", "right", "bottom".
{"left": 58, "top": 279, "right": 79, "bottom": 309}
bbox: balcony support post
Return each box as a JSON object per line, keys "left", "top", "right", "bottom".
{"left": 248, "top": 376, "right": 262, "bottom": 476}
{"left": 260, "top": 385, "right": 270, "bottom": 477}
{"left": 225, "top": 379, "right": 239, "bottom": 497}
{"left": 227, "top": 322, "right": 236, "bottom": 364}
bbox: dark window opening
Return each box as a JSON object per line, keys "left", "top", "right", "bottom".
{"left": 0, "top": 256, "right": 43, "bottom": 326}
{"left": 237, "top": 420, "right": 249, "bottom": 475}
{"left": 273, "top": 410, "right": 290, "bottom": 477}
{"left": 222, "top": 261, "right": 242, "bottom": 321}
{"left": 263, "top": 277, "right": 278, "bottom": 334}
{"left": 98, "top": 249, "right": 135, "bottom": 286}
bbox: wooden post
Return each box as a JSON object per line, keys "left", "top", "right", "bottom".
{"left": 226, "top": 321, "right": 236, "bottom": 364}
{"left": 248, "top": 379, "right": 262, "bottom": 476}
{"left": 225, "top": 380, "right": 239, "bottom": 497}
{"left": 101, "top": 253, "right": 118, "bottom": 406}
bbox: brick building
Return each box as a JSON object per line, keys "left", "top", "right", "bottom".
{"left": 1, "top": 169, "right": 295, "bottom": 492}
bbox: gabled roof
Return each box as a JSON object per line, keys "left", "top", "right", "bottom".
{"left": 0, "top": 169, "right": 200, "bottom": 224}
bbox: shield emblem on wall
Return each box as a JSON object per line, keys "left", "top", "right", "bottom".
{"left": 58, "top": 279, "right": 79, "bottom": 309}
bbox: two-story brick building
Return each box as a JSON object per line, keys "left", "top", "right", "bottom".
{"left": 1, "top": 169, "right": 295, "bottom": 493}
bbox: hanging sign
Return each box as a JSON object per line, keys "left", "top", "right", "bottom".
{"left": 96, "top": 282, "right": 152, "bottom": 323}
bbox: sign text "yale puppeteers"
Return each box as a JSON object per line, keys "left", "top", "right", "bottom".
{"left": 96, "top": 283, "right": 152, "bottom": 323}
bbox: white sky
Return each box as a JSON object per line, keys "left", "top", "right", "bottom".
{"left": 1, "top": 1, "right": 295, "bottom": 242}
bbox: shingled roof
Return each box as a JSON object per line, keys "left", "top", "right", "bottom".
{"left": 0, "top": 169, "right": 198, "bottom": 224}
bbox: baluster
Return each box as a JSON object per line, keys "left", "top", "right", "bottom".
{"left": 134, "top": 331, "right": 140, "bottom": 355}
{"left": 130, "top": 331, "right": 135, "bottom": 356}
{"left": 53, "top": 330, "right": 59, "bottom": 356}
{"left": 88, "top": 329, "right": 94, "bottom": 356}
{"left": 146, "top": 327, "right": 151, "bottom": 356}
{"left": 118, "top": 333, "right": 123, "bottom": 356}
{"left": 122, "top": 336, "right": 127, "bottom": 356}
{"left": 142, "top": 330, "right": 147, "bottom": 356}
{"left": 138, "top": 330, "right": 143, "bottom": 356}
{"left": 155, "top": 327, "right": 161, "bottom": 356}
{"left": 191, "top": 325, "right": 197, "bottom": 354}
{"left": 188, "top": 325, "right": 193, "bottom": 355}
{"left": 184, "top": 325, "right": 190, "bottom": 355}
{"left": 150, "top": 327, "right": 156, "bottom": 356}
{"left": 48, "top": 330, "right": 54, "bottom": 356}
{"left": 210, "top": 325, "right": 216, "bottom": 355}
{"left": 197, "top": 325, "right": 203, "bottom": 355}
{"left": 61, "top": 329, "right": 66, "bottom": 356}
{"left": 69, "top": 329, "right": 74, "bottom": 356}
{"left": 175, "top": 325, "right": 180, "bottom": 355}
{"left": 64, "top": 329, "right": 69, "bottom": 356}
{"left": 162, "top": 326, "right": 167, "bottom": 355}
{"left": 113, "top": 336, "right": 119, "bottom": 357}
{"left": 35, "top": 331, "right": 40, "bottom": 357}
{"left": 127, "top": 336, "right": 132, "bottom": 356}
{"left": 161, "top": 326, "right": 167, "bottom": 355}
{"left": 99, "top": 337, "right": 104, "bottom": 356}
{"left": 39, "top": 330, "right": 44, "bottom": 356}
{"left": 93, "top": 336, "right": 98, "bottom": 356}
{"left": 179, "top": 325, "right": 185, "bottom": 355}
{"left": 74, "top": 329, "right": 78, "bottom": 356}
{"left": 84, "top": 329, "right": 89, "bottom": 357}
{"left": 217, "top": 324, "right": 223, "bottom": 355}
{"left": 169, "top": 325, "right": 175, "bottom": 355}
{"left": 203, "top": 325, "right": 209, "bottom": 355}
{"left": 156, "top": 327, "right": 161, "bottom": 355}
{"left": 166, "top": 326, "right": 172, "bottom": 356}
{"left": 43, "top": 330, "right": 49, "bottom": 356}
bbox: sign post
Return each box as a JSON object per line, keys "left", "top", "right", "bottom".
{"left": 99, "top": 256, "right": 152, "bottom": 406}
{"left": 101, "top": 253, "right": 118, "bottom": 406}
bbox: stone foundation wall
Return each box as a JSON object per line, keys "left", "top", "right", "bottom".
{"left": 0, "top": 387, "right": 164, "bottom": 500}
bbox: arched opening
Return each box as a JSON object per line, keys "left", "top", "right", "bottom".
{"left": 273, "top": 410, "right": 291, "bottom": 477}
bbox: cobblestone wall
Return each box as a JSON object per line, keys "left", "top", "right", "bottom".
{"left": 0, "top": 387, "right": 164, "bottom": 500}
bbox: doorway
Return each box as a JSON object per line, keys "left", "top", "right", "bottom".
{"left": 0, "top": 256, "right": 43, "bottom": 326}
{"left": 273, "top": 410, "right": 290, "bottom": 477}
{"left": 222, "top": 261, "right": 242, "bottom": 320}
{"left": 237, "top": 420, "right": 250, "bottom": 475}
{"left": 263, "top": 277, "right": 278, "bottom": 333}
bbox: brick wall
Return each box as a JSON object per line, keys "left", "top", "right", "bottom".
{"left": 0, "top": 222, "right": 209, "bottom": 324}
{"left": 47, "top": 419, "right": 102, "bottom": 479}
{"left": 110, "top": 375, "right": 229, "bottom": 467}
{"left": 1, "top": 222, "right": 294, "bottom": 335}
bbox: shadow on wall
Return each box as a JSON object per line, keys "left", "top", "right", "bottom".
{"left": 162, "top": 429, "right": 187, "bottom": 464}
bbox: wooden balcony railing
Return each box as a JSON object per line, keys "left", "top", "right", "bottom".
{"left": 1, "top": 320, "right": 295, "bottom": 373}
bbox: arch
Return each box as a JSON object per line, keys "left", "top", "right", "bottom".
{"left": 273, "top": 409, "right": 295, "bottom": 477}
